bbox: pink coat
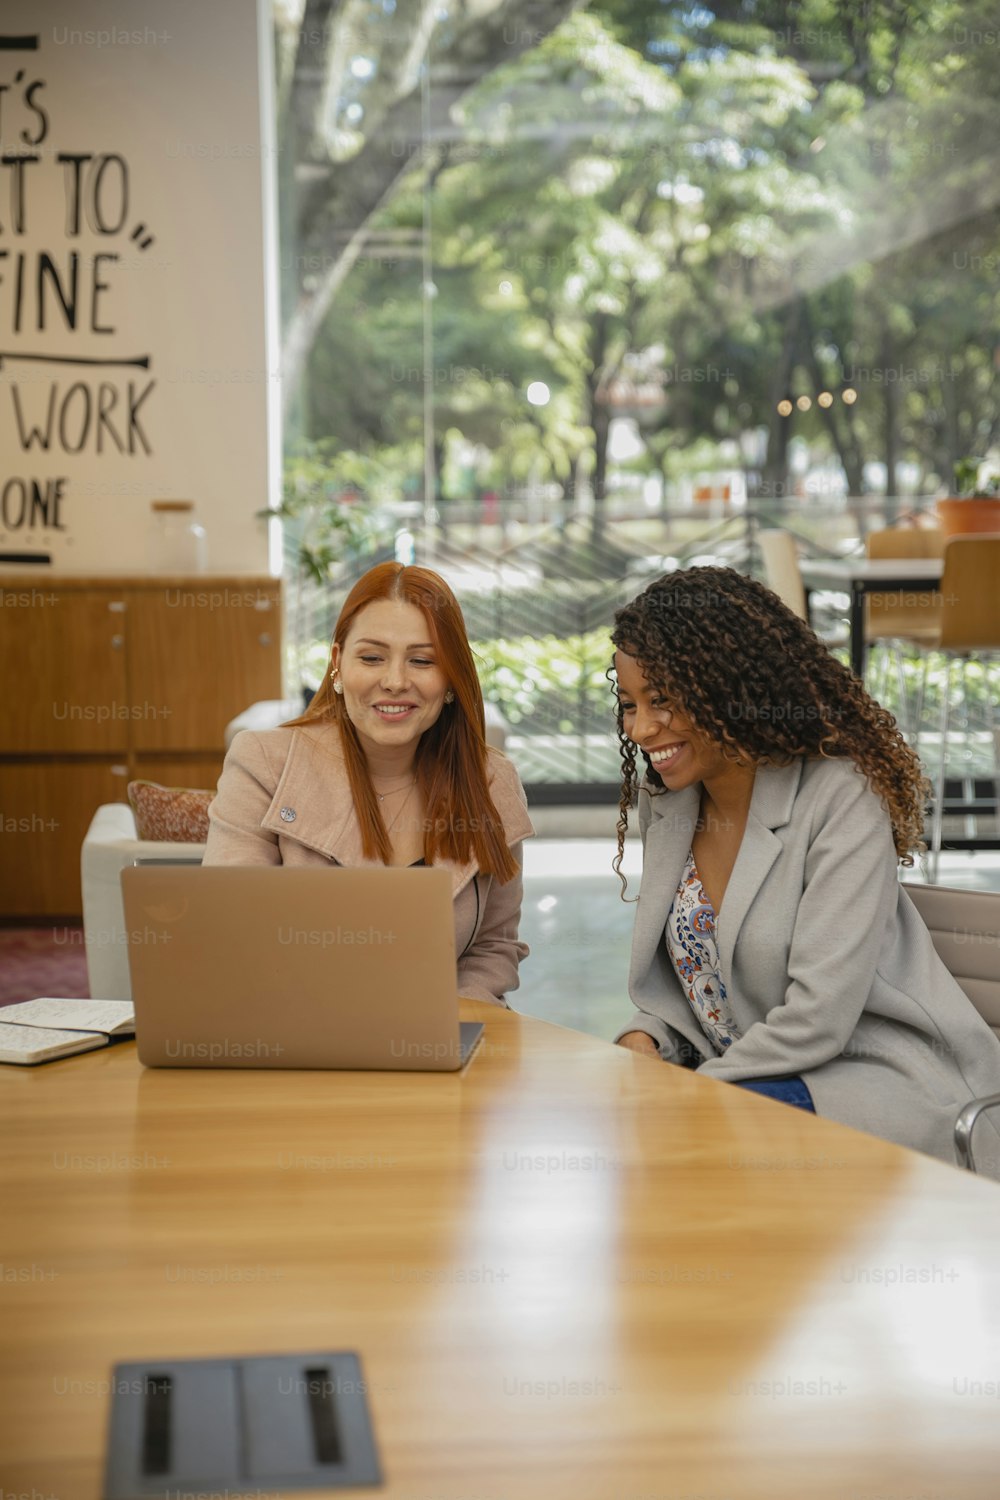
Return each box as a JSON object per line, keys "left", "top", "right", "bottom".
{"left": 204, "top": 723, "right": 534, "bottom": 1005}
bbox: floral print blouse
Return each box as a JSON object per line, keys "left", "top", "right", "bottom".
{"left": 665, "top": 849, "right": 742, "bottom": 1054}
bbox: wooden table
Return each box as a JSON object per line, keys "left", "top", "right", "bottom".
{"left": 3, "top": 1001, "right": 1000, "bottom": 1499}
{"left": 799, "top": 556, "right": 943, "bottom": 678}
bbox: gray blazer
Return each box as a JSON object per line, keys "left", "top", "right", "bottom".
{"left": 616, "top": 756, "right": 1000, "bottom": 1176}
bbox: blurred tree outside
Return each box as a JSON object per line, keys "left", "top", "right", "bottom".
{"left": 275, "top": 0, "right": 585, "bottom": 417}
{"left": 271, "top": 0, "right": 999, "bottom": 776}
{"left": 276, "top": 0, "right": 1000, "bottom": 526}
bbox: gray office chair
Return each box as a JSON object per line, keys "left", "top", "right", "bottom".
{"left": 902, "top": 882, "right": 1000, "bottom": 1172}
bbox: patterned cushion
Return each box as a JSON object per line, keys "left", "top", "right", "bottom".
{"left": 127, "top": 781, "right": 213, "bottom": 843}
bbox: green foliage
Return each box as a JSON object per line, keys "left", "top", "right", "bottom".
{"left": 953, "top": 458, "right": 1000, "bottom": 499}
{"left": 288, "top": 0, "right": 1000, "bottom": 513}
{"left": 474, "top": 628, "right": 615, "bottom": 731}
{"left": 262, "top": 439, "right": 398, "bottom": 686}
{"left": 267, "top": 439, "right": 391, "bottom": 584}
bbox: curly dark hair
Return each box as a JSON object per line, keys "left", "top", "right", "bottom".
{"left": 610, "top": 566, "right": 929, "bottom": 891}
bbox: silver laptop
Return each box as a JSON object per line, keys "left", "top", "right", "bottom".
{"left": 120, "top": 865, "right": 484, "bottom": 1070}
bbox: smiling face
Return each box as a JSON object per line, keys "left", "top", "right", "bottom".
{"left": 331, "top": 599, "right": 450, "bottom": 763}
{"left": 613, "top": 648, "right": 739, "bottom": 794}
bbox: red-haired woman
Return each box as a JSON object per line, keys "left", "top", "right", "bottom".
{"left": 204, "top": 562, "right": 534, "bottom": 1005}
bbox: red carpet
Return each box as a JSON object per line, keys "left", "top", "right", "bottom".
{"left": 0, "top": 928, "right": 91, "bottom": 1007}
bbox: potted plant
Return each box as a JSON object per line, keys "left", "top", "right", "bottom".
{"left": 937, "top": 458, "right": 1000, "bottom": 537}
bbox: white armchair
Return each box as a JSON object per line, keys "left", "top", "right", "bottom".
{"left": 224, "top": 698, "right": 301, "bottom": 748}
{"left": 80, "top": 803, "right": 205, "bottom": 1000}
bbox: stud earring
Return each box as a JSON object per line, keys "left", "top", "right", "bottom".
{"left": 444, "top": 690, "right": 455, "bottom": 704}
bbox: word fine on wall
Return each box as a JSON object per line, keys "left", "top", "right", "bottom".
{"left": 1, "top": 59, "right": 157, "bottom": 534}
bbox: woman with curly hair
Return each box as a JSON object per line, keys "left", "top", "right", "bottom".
{"left": 611, "top": 565, "right": 1000, "bottom": 1174}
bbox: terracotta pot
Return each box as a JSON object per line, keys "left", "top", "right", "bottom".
{"left": 937, "top": 497, "right": 1000, "bottom": 536}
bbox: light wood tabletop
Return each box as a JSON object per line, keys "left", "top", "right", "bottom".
{"left": 3, "top": 1000, "right": 1000, "bottom": 1499}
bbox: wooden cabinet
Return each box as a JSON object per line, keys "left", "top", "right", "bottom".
{"left": 0, "top": 574, "right": 282, "bottom": 918}
{"left": 0, "top": 760, "right": 131, "bottom": 917}
{"left": 126, "top": 582, "right": 282, "bottom": 751}
{"left": 3, "top": 589, "right": 130, "bottom": 753}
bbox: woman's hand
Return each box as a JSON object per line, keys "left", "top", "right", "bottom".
{"left": 617, "top": 1030, "right": 660, "bottom": 1057}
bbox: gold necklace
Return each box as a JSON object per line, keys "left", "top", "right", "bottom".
{"left": 372, "top": 778, "right": 416, "bottom": 803}
{"left": 383, "top": 781, "right": 417, "bottom": 834}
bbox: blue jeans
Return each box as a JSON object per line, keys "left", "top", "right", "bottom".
{"left": 734, "top": 1076, "right": 815, "bottom": 1113}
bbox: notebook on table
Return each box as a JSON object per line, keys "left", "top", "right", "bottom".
{"left": 120, "top": 865, "right": 484, "bottom": 1071}
{"left": 0, "top": 998, "right": 135, "bottom": 1065}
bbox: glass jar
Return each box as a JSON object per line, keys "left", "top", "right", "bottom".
{"left": 147, "top": 500, "right": 208, "bottom": 573}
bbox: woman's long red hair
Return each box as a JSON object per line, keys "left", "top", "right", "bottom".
{"left": 284, "top": 563, "right": 517, "bottom": 881}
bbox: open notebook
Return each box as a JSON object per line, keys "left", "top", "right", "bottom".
{"left": 0, "top": 998, "right": 135, "bottom": 1065}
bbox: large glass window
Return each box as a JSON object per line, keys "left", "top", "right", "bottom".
{"left": 272, "top": 0, "right": 1000, "bottom": 794}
